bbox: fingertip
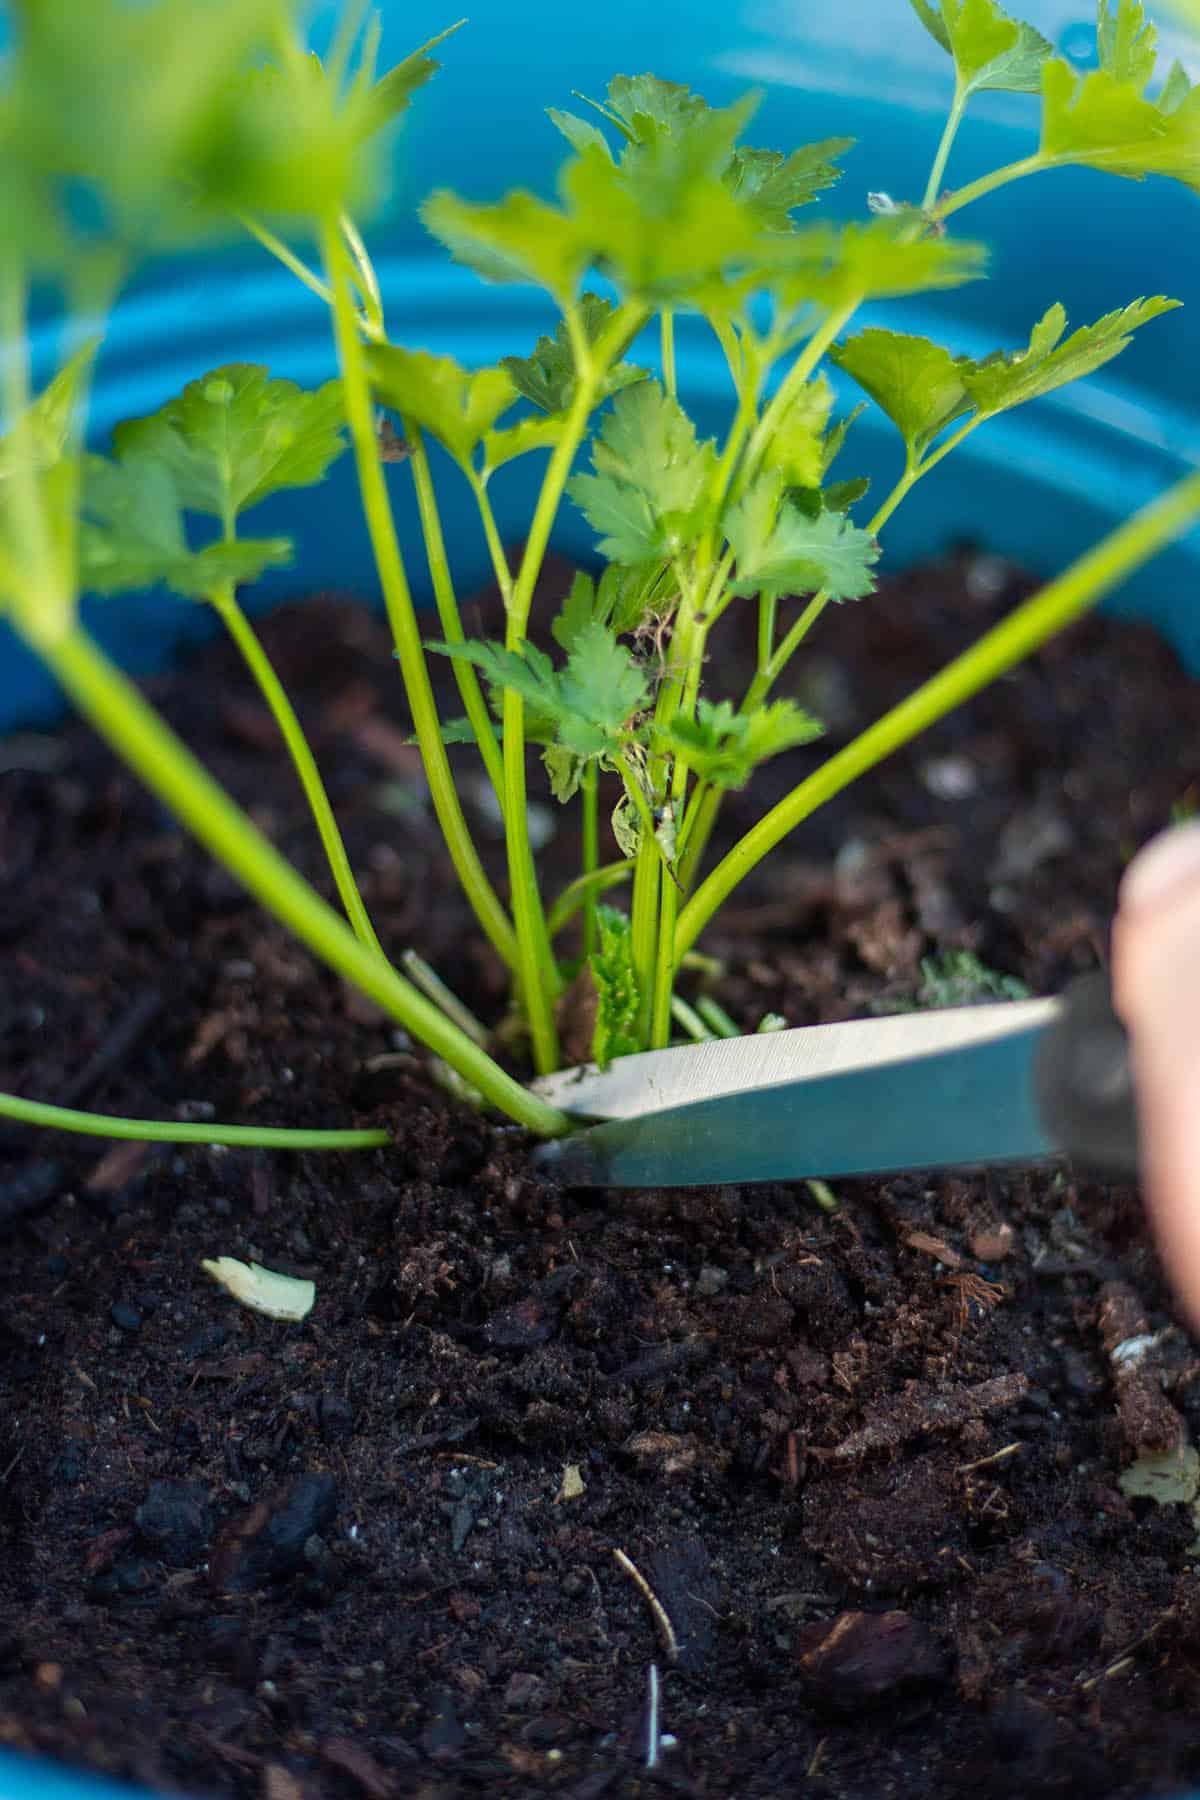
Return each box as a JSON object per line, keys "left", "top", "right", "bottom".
{"left": 1118, "top": 822, "right": 1200, "bottom": 916}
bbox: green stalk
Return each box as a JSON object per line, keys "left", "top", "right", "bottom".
{"left": 581, "top": 757, "right": 600, "bottom": 961}
{"left": 499, "top": 304, "right": 646, "bottom": 1071}
{"left": 37, "top": 626, "right": 569, "bottom": 1136}
{"left": 400, "top": 947, "right": 489, "bottom": 1045}
{"left": 319, "top": 218, "right": 518, "bottom": 973}
{"left": 932, "top": 153, "right": 1048, "bottom": 221}
{"left": 211, "top": 584, "right": 384, "bottom": 958}
{"left": 739, "top": 298, "right": 863, "bottom": 495}
{"left": 922, "top": 82, "right": 967, "bottom": 212}
{"left": 234, "top": 213, "right": 337, "bottom": 312}
{"left": 405, "top": 427, "right": 505, "bottom": 803}
{"left": 632, "top": 558, "right": 702, "bottom": 1042}
{"left": 0, "top": 1090, "right": 390, "bottom": 1150}
{"left": 649, "top": 872, "right": 680, "bottom": 1048}
{"left": 467, "top": 469, "right": 515, "bottom": 604}
{"left": 661, "top": 308, "right": 677, "bottom": 400}
{"left": 546, "top": 861, "right": 631, "bottom": 938}
{"left": 676, "top": 468, "right": 1200, "bottom": 960}
{"left": 340, "top": 209, "right": 385, "bottom": 340}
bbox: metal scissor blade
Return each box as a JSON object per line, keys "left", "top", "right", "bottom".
{"left": 531, "top": 1006, "right": 1062, "bottom": 1189}
{"left": 530, "top": 997, "right": 1062, "bottom": 1120}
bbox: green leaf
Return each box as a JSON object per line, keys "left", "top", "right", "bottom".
{"left": 1097, "top": 0, "right": 1157, "bottom": 91}
{"left": 546, "top": 108, "right": 614, "bottom": 157}
{"left": 558, "top": 619, "right": 651, "bottom": 754}
{"left": 724, "top": 472, "right": 879, "bottom": 601}
{"left": 560, "top": 99, "right": 766, "bottom": 300}
{"left": 501, "top": 294, "right": 648, "bottom": 415}
{"left": 366, "top": 346, "right": 516, "bottom": 468}
{"left": 553, "top": 563, "right": 676, "bottom": 650}
{"left": 1159, "top": 60, "right": 1194, "bottom": 116}
{"left": 430, "top": 623, "right": 647, "bottom": 762}
{"left": 820, "top": 402, "right": 867, "bottom": 476}
{"left": 0, "top": 340, "right": 97, "bottom": 484}
{"left": 79, "top": 453, "right": 290, "bottom": 600}
{"left": 482, "top": 414, "right": 566, "bottom": 475}
{"left": 355, "top": 22, "right": 460, "bottom": 141}
{"left": 908, "top": 0, "right": 1053, "bottom": 96}
{"left": 662, "top": 696, "right": 824, "bottom": 788}
{"left": 720, "top": 138, "right": 854, "bottom": 228}
{"left": 610, "top": 794, "right": 643, "bottom": 860}
{"left": 113, "top": 366, "right": 346, "bottom": 525}
{"left": 569, "top": 382, "right": 717, "bottom": 564}
{"left": 1039, "top": 52, "right": 1200, "bottom": 190}
{"left": 768, "top": 219, "right": 988, "bottom": 308}
{"left": 7, "top": 0, "right": 286, "bottom": 252}
{"left": 562, "top": 73, "right": 850, "bottom": 231}
{"left": 822, "top": 477, "right": 871, "bottom": 514}
{"left": 551, "top": 571, "right": 599, "bottom": 653}
{"left": 589, "top": 904, "right": 642, "bottom": 1066}
{"left": 829, "top": 328, "right": 971, "bottom": 457}
{"left": 761, "top": 374, "right": 834, "bottom": 488}
{"left": 961, "top": 297, "right": 1181, "bottom": 417}
{"left": 421, "top": 189, "right": 586, "bottom": 299}
{"left": 543, "top": 744, "right": 589, "bottom": 803}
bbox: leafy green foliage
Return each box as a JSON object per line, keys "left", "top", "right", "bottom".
{"left": 501, "top": 295, "right": 647, "bottom": 415}
{"left": 367, "top": 345, "right": 516, "bottom": 469}
{"left": 962, "top": 297, "right": 1180, "bottom": 415}
{"left": 550, "top": 73, "right": 851, "bottom": 230}
{"left": 0, "top": 341, "right": 96, "bottom": 485}
{"left": 831, "top": 298, "right": 1178, "bottom": 458}
{"left": 589, "top": 905, "right": 642, "bottom": 1066}
{"left": 1097, "top": 0, "right": 1158, "bottom": 90}
{"left": 554, "top": 72, "right": 852, "bottom": 230}
{"left": 723, "top": 142, "right": 854, "bottom": 230}
{"left": 430, "top": 622, "right": 649, "bottom": 761}
{"left": 569, "top": 382, "right": 717, "bottom": 565}
{"left": 113, "top": 367, "right": 346, "bottom": 526}
{"left": 4, "top": 0, "right": 280, "bottom": 257}
{"left": 481, "top": 414, "right": 566, "bottom": 476}
{"left": 1038, "top": 0, "right": 1200, "bottom": 191}
{"left": 561, "top": 123, "right": 765, "bottom": 301}
{"left": 908, "top": 0, "right": 1053, "bottom": 96}
{"left": 767, "top": 219, "right": 988, "bottom": 307}
{"left": 0, "top": 349, "right": 98, "bottom": 645}
{"left": 724, "top": 473, "right": 879, "bottom": 601}
{"left": 551, "top": 563, "right": 674, "bottom": 651}
{"left": 421, "top": 189, "right": 588, "bottom": 298}
{"left": 829, "top": 329, "right": 971, "bottom": 458}
{"left": 353, "top": 22, "right": 461, "bottom": 142}
{"left": 79, "top": 454, "right": 290, "bottom": 600}
{"left": 761, "top": 376, "right": 834, "bottom": 489}
{"left": 915, "top": 949, "right": 1030, "bottom": 1008}
{"left": 662, "top": 696, "right": 824, "bottom": 788}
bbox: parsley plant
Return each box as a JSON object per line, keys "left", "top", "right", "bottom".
{"left": 1, "top": 0, "right": 1198, "bottom": 1149}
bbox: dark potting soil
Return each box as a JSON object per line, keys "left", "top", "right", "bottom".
{"left": 2, "top": 549, "right": 1200, "bottom": 1800}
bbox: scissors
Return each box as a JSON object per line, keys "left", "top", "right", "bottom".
{"left": 529, "top": 972, "right": 1139, "bottom": 1189}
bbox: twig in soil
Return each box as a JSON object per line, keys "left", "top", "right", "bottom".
{"left": 612, "top": 1547, "right": 680, "bottom": 1664}
{"left": 646, "top": 1661, "right": 661, "bottom": 1770}
{"left": 957, "top": 1441, "right": 1023, "bottom": 1475}
{"left": 1078, "top": 1609, "right": 1175, "bottom": 1692}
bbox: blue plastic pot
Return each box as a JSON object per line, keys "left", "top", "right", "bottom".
{"left": 0, "top": 1, "right": 1197, "bottom": 1795}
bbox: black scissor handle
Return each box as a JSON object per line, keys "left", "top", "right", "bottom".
{"left": 1034, "top": 971, "right": 1140, "bottom": 1176}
